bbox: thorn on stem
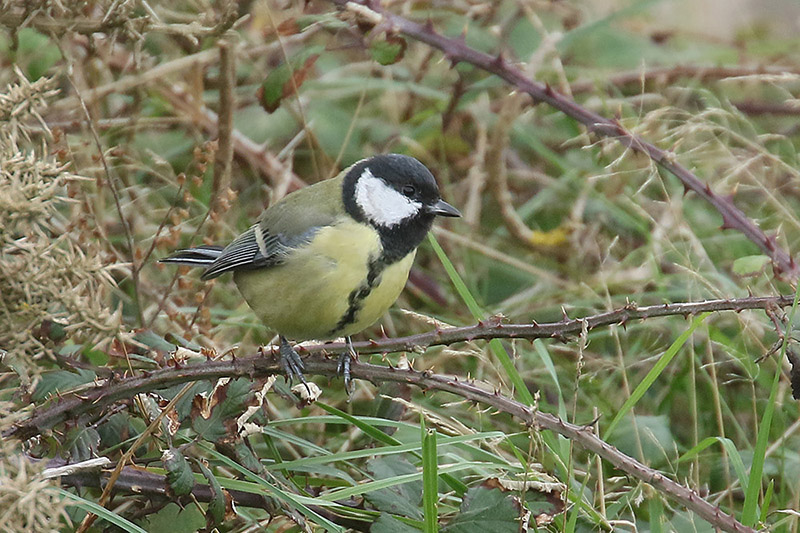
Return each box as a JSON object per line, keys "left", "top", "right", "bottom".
{"left": 492, "top": 51, "right": 506, "bottom": 67}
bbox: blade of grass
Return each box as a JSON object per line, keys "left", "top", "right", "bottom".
{"left": 317, "top": 402, "right": 400, "bottom": 445}
{"left": 319, "top": 462, "right": 494, "bottom": 501}
{"left": 605, "top": 312, "right": 710, "bottom": 438}
{"left": 261, "top": 426, "right": 333, "bottom": 455}
{"left": 318, "top": 402, "right": 468, "bottom": 495}
{"left": 679, "top": 436, "right": 748, "bottom": 494}
{"left": 759, "top": 479, "right": 774, "bottom": 525}
{"left": 429, "top": 233, "right": 535, "bottom": 406}
{"left": 196, "top": 443, "right": 346, "bottom": 531}
{"left": 264, "top": 431, "right": 505, "bottom": 471}
{"left": 742, "top": 285, "right": 800, "bottom": 526}
{"left": 59, "top": 489, "right": 148, "bottom": 533}
{"left": 648, "top": 494, "right": 664, "bottom": 533}
{"left": 564, "top": 470, "right": 592, "bottom": 533}
{"left": 422, "top": 420, "right": 439, "bottom": 533}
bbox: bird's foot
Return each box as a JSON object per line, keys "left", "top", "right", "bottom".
{"left": 337, "top": 337, "right": 358, "bottom": 392}
{"left": 279, "top": 336, "right": 308, "bottom": 392}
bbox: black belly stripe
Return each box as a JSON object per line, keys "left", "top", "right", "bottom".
{"left": 330, "top": 256, "right": 387, "bottom": 336}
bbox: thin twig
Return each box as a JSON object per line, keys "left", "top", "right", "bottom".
{"left": 331, "top": 0, "right": 799, "bottom": 281}
{"left": 568, "top": 64, "right": 800, "bottom": 95}
{"left": 64, "top": 72, "right": 146, "bottom": 327}
{"left": 487, "top": 92, "right": 541, "bottom": 247}
{"left": 210, "top": 38, "right": 235, "bottom": 215}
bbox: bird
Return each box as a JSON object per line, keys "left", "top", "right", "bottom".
{"left": 161, "top": 154, "right": 461, "bottom": 388}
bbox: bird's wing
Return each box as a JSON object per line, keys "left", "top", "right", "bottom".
{"left": 200, "top": 176, "right": 345, "bottom": 280}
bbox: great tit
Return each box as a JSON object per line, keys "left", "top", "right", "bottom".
{"left": 162, "top": 154, "right": 460, "bottom": 387}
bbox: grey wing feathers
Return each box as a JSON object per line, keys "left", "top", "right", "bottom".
{"left": 160, "top": 245, "right": 223, "bottom": 267}
{"left": 161, "top": 223, "right": 325, "bottom": 281}
{"left": 199, "top": 224, "right": 323, "bottom": 280}
{"left": 199, "top": 225, "right": 277, "bottom": 280}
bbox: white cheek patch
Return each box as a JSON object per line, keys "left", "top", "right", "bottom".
{"left": 355, "top": 168, "right": 422, "bottom": 227}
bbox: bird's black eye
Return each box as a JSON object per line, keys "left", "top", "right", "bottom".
{"left": 402, "top": 185, "right": 416, "bottom": 198}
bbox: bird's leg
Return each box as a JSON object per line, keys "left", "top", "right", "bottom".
{"left": 279, "top": 336, "right": 307, "bottom": 390}
{"left": 337, "top": 336, "right": 358, "bottom": 390}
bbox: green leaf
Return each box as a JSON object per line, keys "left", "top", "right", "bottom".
{"left": 608, "top": 415, "right": 676, "bottom": 466}
{"left": 318, "top": 401, "right": 401, "bottom": 446}
{"left": 442, "top": 486, "right": 521, "bottom": 533}
{"left": 196, "top": 460, "right": 229, "bottom": 527}
{"left": 64, "top": 425, "right": 101, "bottom": 462}
{"left": 318, "top": 404, "right": 467, "bottom": 496}
{"left": 190, "top": 378, "right": 254, "bottom": 442}
{"left": 96, "top": 412, "right": 144, "bottom": 453}
{"left": 17, "top": 28, "right": 62, "bottom": 79}
{"left": 370, "top": 35, "right": 407, "bottom": 65}
{"left": 679, "top": 437, "right": 748, "bottom": 493}
{"left": 732, "top": 255, "right": 770, "bottom": 276}
{"left": 257, "top": 45, "right": 324, "bottom": 113}
{"left": 197, "top": 442, "right": 346, "bottom": 532}
{"left": 649, "top": 495, "right": 665, "bottom": 533}
{"left": 372, "top": 513, "right": 423, "bottom": 533}
{"left": 139, "top": 502, "right": 206, "bottom": 533}
{"left": 162, "top": 448, "right": 195, "bottom": 496}
{"left": 134, "top": 330, "right": 178, "bottom": 353}
{"left": 365, "top": 456, "right": 423, "bottom": 520}
{"left": 760, "top": 479, "right": 774, "bottom": 525}
{"left": 32, "top": 368, "right": 97, "bottom": 402}
{"left": 323, "top": 463, "right": 489, "bottom": 502}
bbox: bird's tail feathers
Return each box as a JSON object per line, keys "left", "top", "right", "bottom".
{"left": 160, "top": 245, "right": 224, "bottom": 268}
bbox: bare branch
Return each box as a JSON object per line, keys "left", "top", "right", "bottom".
{"left": 52, "top": 461, "right": 370, "bottom": 531}
{"left": 7, "top": 294, "right": 792, "bottom": 442}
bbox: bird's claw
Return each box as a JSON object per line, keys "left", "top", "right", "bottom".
{"left": 279, "top": 337, "right": 309, "bottom": 393}
{"left": 337, "top": 337, "right": 358, "bottom": 393}
{"left": 337, "top": 351, "right": 352, "bottom": 389}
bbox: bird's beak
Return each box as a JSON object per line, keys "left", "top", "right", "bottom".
{"left": 428, "top": 199, "right": 461, "bottom": 217}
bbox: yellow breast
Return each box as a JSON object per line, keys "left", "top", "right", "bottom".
{"left": 233, "top": 220, "right": 414, "bottom": 341}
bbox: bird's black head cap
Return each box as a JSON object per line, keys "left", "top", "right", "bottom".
{"left": 343, "top": 154, "right": 459, "bottom": 264}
